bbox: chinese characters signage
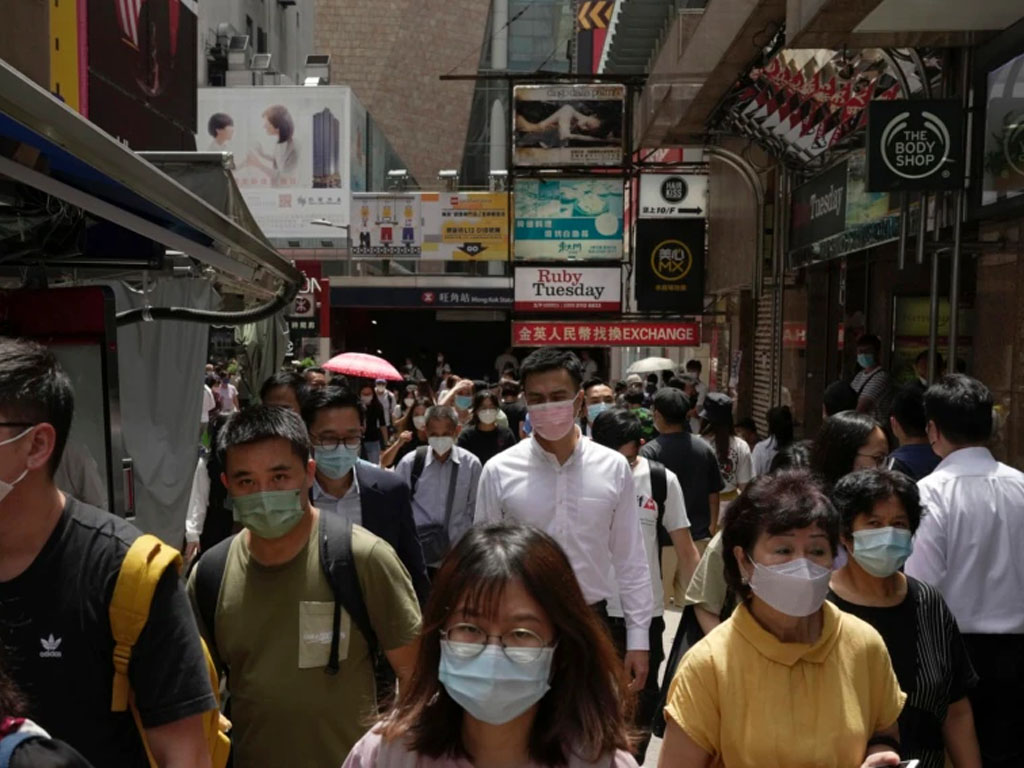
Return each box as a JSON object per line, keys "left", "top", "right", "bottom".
{"left": 634, "top": 219, "right": 705, "bottom": 314}
{"left": 512, "top": 84, "right": 626, "bottom": 167}
{"left": 514, "top": 266, "right": 621, "bottom": 312}
{"left": 512, "top": 321, "right": 700, "bottom": 347}
{"left": 421, "top": 192, "right": 509, "bottom": 261}
{"left": 638, "top": 174, "right": 708, "bottom": 218}
{"left": 331, "top": 286, "right": 513, "bottom": 308}
{"left": 513, "top": 178, "right": 623, "bottom": 261}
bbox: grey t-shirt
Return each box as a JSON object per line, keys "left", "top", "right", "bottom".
{"left": 640, "top": 433, "right": 724, "bottom": 540}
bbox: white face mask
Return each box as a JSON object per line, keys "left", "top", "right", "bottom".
{"left": 412, "top": 415, "right": 427, "bottom": 431}
{"left": 360, "top": 395, "right": 373, "bottom": 405}
{"left": 477, "top": 408, "right": 499, "bottom": 425}
{"left": 0, "top": 427, "right": 34, "bottom": 503}
{"left": 429, "top": 436, "right": 454, "bottom": 456}
{"left": 404, "top": 397, "right": 416, "bottom": 407}
{"left": 747, "top": 556, "right": 833, "bottom": 617}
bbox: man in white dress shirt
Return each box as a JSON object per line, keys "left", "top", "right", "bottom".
{"left": 906, "top": 374, "right": 1024, "bottom": 768}
{"left": 475, "top": 348, "right": 653, "bottom": 691}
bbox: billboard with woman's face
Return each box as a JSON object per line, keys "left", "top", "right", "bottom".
{"left": 512, "top": 84, "right": 626, "bottom": 167}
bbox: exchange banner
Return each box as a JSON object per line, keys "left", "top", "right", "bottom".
{"left": 634, "top": 219, "right": 706, "bottom": 313}
{"left": 513, "top": 178, "right": 623, "bottom": 261}
{"left": 421, "top": 192, "right": 509, "bottom": 261}
{"left": 514, "top": 266, "right": 621, "bottom": 312}
{"left": 513, "top": 84, "right": 626, "bottom": 167}
{"left": 513, "top": 321, "right": 700, "bottom": 347}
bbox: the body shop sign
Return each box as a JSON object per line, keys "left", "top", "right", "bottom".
{"left": 514, "top": 266, "right": 621, "bottom": 312}
{"left": 513, "top": 321, "right": 699, "bottom": 347}
{"left": 866, "top": 100, "right": 962, "bottom": 191}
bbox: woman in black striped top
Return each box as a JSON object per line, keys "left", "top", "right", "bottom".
{"left": 827, "top": 469, "right": 981, "bottom": 768}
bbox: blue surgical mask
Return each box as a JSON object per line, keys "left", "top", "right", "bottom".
{"left": 587, "top": 403, "right": 610, "bottom": 423}
{"left": 439, "top": 641, "right": 554, "bottom": 725}
{"left": 851, "top": 527, "right": 913, "bottom": 578}
{"left": 857, "top": 353, "right": 875, "bottom": 369}
{"left": 232, "top": 489, "right": 305, "bottom": 539}
{"left": 315, "top": 444, "right": 360, "bottom": 480}
{"left": 455, "top": 395, "right": 473, "bottom": 410}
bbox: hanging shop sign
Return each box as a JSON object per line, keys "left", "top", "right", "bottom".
{"left": 514, "top": 266, "right": 621, "bottom": 312}
{"left": 789, "top": 150, "right": 904, "bottom": 268}
{"left": 512, "top": 84, "right": 626, "bottom": 167}
{"left": 420, "top": 192, "right": 509, "bottom": 261}
{"left": 634, "top": 219, "right": 706, "bottom": 313}
{"left": 331, "top": 285, "right": 513, "bottom": 309}
{"left": 866, "top": 100, "right": 962, "bottom": 191}
{"left": 512, "top": 321, "right": 700, "bottom": 347}
{"left": 638, "top": 174, "right": 708, "bottom": 218}
{"left": 513, "top": 178, "right": 623, "bottom": 260}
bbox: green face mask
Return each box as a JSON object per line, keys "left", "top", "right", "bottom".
{"left": 232, "top": 488, "right": 306, "bottom": 539}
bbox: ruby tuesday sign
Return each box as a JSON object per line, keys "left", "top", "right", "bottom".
{"left": 514, "top": 266, "right": 621, "bottom": 312}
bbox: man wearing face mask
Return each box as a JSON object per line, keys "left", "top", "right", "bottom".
{"left": 187, "top": 406, "right": 422, "bottom": 766}
{"left": 301, "top": 387, "right": 430, "bottom": 604}
{"left": 851, "top": 334, "right": 893, "bottom": 422}
{"left": 581, "top": 378, "right": 615, "bottom": 437}
{"left": 396, "top": 406, "right": 481, "bottom": 575}
{"left": 474, "top": 348, "right": 653, "bottom": 694}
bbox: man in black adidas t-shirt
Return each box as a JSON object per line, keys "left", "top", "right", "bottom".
{"left": 0, "top": 338, "right": 215, "bottom": 767}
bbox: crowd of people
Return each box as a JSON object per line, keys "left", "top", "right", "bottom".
{"left": 0, "top": 335, "right": 1021, "bottom": 768}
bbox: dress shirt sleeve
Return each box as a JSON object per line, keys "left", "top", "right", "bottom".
{"left": 904, "top": 484, "right": 948, "bottom": 587}
{"left": 449, "top": 453, "right": 480, "bottom": 547}
{"left": 473, "top": 460, "right": 503, "bottom": 524}
{"left": 608, "top": 457, "right": 653, "bottom": 650}
{"left": 185, "top": 458, "right": 210, "bottom": 544}
{"left": 395, "top": 452, "right": 414, "bottom": 486}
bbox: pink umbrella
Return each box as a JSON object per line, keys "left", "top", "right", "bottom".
{"left": 323, "top": 352, "right": 403, "bottom": 382}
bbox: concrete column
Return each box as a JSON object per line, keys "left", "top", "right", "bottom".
{"left": 491, "top": 0, "right": 508, "bottom": 71}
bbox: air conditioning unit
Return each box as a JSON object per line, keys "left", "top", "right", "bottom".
{"left": 225, "top": 69, "right": 254, "bottom": 87}
{"left": 227, "top": 35, "right": 250, "bottom": 70}
{"left": 304, "top": 54, "right": 331, "bottom": 85}
{"left": 250, "top": 53, "right": 272, "bottom": 71}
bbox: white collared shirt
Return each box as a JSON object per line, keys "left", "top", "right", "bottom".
{"left": 312, "top": 466, "right": 363, "bottom": 525}
{"left": 474, "top": 431, "right": 653, "bottom": 650}
{"left": 905, "top": 446, "right": 1024, "bottom": 634}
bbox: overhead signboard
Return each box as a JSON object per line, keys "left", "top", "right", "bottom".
{"left": 351, "top": 192, "right": 422, "bottom": 257}
{"left": 577, "top": 0, "right": 613, "bottom": 29}
{"left": 866, "top": 100, "right": 962, "bottom": 191}
{"left": 972, "top": 41, "right": 1024, "bottom": 219}
{"left": 512, "top": 321, "right": 700, "bottom": 347}
{"left": 634, "top": 219, "right": 705, "bottom": 313}
{"left": 331, "top": 285, "right": 513, "bottom": 309}
{"left": 198, "top": 86, "right": 352, "bottom": 240}
{"left": 512, "top": 84, "right": 626, "bottom": 167}
{"left": 421, "top": 192, "right": 509, "bottom": 261}
{"left": 639, "top": 174, "right": 708, "bottom": 218}
{"left": 513, "top": 178, "right": 623, "bottom": 260}
{"left": 514, "top": 266, "right": 621, "bottom": 312}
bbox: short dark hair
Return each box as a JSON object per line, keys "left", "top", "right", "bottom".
{"left": 857, "top": 334, "right": 882, "bottom": 354}
{"left": 685, "top": 359, "right": 702, "bottom": 373}
{"left": 305, "top": 367, "right": 327, "bottom": 377}
{"left": 500, "top": 380, "right": 521, "bottom": 398}
{"left": 0, "top": 338, "right": 74, "bottom": 473}
{"left": 590, "top": 407, "right": 642, "bottom": 450}
{"left": 915, "top": 349, "right": 944, "bottom": 371}
{"left": 890, "top": 385, "right": 927, "bottom": 438}
{"left": 623, "top": 391, "right": 646, "bottom": 406}
{"left": 260, "top": 371, "right": 307, "bottom": 403}
{"left": 810, "top": 410, "right": 882, "bottom": 489}
{"left": 924, "top": 374, "right": 993, "bottom": 445}
{"left": 300, "top": 385, "right": 365, "bottom": 428}
{"left": 471, "top": 389, "right": 500, "bottom": 415}
{"left": 582, "top": 377, "right": 607, "bottom": 392}
{"left": 768, "top": 440, "right": 813, "bottom": 473}
{"left": 823, "top": 380, "right": 859, "bottom": 417}
{"left": 832, "top": 469, "right": 923, "bottom": 538}
{"left": 262, "top": 105, "right": 295, "bottom": 143}
{"left": 722, "top": 470, "right": 838, "bottom": 601}
{"left": 519, "top": 348, "right": 583, "bottom": 391}
{"left": 217, "top": 405, "right": 310, "bottom": 468}
{"left": 652, "top": 388, "right": 688, "bottom": 426}
{"left": 207, "top": 112, "right": 233, "bottom": 137}
{"left": 766, "top": 406, "right": 794, "bottom": 447}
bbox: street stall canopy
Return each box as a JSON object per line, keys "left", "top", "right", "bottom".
{"left": 0, "top": 58, "right": 302, "bottom": 301}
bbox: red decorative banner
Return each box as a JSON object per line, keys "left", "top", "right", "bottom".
{"left": 512, "top": 321, "right": 700, "bottom": 347}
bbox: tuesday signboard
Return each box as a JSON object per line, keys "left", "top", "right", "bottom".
{"left": 514, "top": 266, "right": 621, "bottom": 312}
{"left": 512, "top": 84, "right": 626, "bottom": 167}
{"left": 513, "top": 178, "right": 624, "bottom": 261}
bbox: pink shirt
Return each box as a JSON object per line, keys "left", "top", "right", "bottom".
{"left": 342, "top": 728, "right": 638, "bottom": 768}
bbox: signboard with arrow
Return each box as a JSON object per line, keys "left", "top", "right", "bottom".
{"left": 639, "top": 174, "right": 708, "bottom": 218}
{"left": 577, "top": 0, "right": 613, "bottom": 30}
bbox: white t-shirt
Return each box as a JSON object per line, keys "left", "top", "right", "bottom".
{"left": 702, "top": 434, "right": 753, "bottom": 494}
{"left": 217, "top": 383, "right": 239, "bottom": 414}
{"left": 201, "top": 385, "right": 216, "bottom": 424}
{"left": 608, "top": 457, "right": 689, "bottom": 619}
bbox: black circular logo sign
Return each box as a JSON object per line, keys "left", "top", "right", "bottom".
{"left": 880, "top": 110, "right": 952, "bottom": 180}
{"left": 660, "top": 176, "right": 688, "bottom": 204}
{"left": 651, "top": 239, "right": 693, "bottom": 282}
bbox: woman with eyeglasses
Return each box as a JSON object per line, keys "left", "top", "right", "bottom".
{"left": 810, "top": 410, "right": 890, "bottom": 491}
{"left": 343, "top": 524, "right": 638, "bottom": 767}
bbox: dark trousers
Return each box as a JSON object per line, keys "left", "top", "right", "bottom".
{"left": 962, "top": 633, "right": 1024, "bottom": 768}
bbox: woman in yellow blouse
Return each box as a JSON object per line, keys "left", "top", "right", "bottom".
{"left": 659, "top": 469, "right": 907, "bottom": 768}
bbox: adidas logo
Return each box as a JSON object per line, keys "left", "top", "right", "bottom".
{"left": 39, "top": 634, "right": 63, "bottom": 659}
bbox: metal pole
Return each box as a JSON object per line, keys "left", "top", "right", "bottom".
{"left": 948, "top": 47, "right": 971, "bottom": 374}
{"left": 897, "top": 192, "right": 909, "bottom": 270}
{"left": 916, "top": 192, "right": 928, "bottom": 265}
{"left": 928, "top": 249, "right": 943, "bottom": 383}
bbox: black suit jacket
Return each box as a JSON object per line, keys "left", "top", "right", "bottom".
{"left": 352, "top": 462, "right": 431, "bottom": 605}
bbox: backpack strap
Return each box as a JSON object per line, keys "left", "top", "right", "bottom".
{"left": 109, "top": 535, "right": 182, "bottom": 713}
{"left": 0, "top": 732, "right": 38, "bottom": 768}
{"left": 409, "top": 445, "right": 429, "bottom": 495}
{"left": 319, "top": 510, "right": 377, "bottom": 674}
{"left": 649, "top": 459, "right": 668, "bottom": 528}
{"left": 193, "top": 536, "right": 235, "bottom": 662}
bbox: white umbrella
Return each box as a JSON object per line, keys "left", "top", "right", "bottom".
{"left": 626, "top": 356, "right": 677, "bottom": 375}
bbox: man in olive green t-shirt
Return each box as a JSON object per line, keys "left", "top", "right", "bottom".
{"left": 187, "top": 406, "right": 422, "bottom": 767}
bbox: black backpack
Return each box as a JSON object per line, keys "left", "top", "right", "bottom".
{"left": 649, "top": 459, "right": 671, "bottom": 548}
{"left": 194, "top": 510, "right": 375, "bottom": 674}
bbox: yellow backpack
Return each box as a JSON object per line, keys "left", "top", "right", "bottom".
{"left": 108, "top": 534, "right": 231, "bottom": 768}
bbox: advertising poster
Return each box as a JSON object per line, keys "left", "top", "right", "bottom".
{"left": 892, "top": 296, "right": 974, "bottom": 383}
{"left": 197, "top": 87, "right": 352, "bottom": 240}
{"left": 634, "top": 219, "right": 706, "bottom": 314}
{"left": 980, "top": 50, "right": 1024, "bottom": 212}
{"left": 513, "top": 178, "right": 623, "bottom": 261}
{"left": 512, "top": 84, "right": 626, "bottom": 167}
{"left": 351, "top": 192, "right": 423, "bottom": 257}
{"left": 421, "top": 192, "right": 509, "bottom": 261}
{"left": 512, "top": 321, "right": 700, "bottom": 347}
{"left": 638, "top": 174, "right": 708, "bottom": 218}
{"left": 514, "top": 266, "right": 621, "bottom": 312}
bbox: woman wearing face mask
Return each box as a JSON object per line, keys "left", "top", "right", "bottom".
{"left": 457, "top": 391, "right": 516, "bottom": 467}
{"left": 440, "top": 379, "right": 476, "bottom": 426}
{"left": 659, "top": 470, "right": 906, "bottom": 768}
{"left": 828, "top": 470, "right": 981, "bottom": 768}
{"left": 343, "top": 524, "right": 638, "bottom": 768}
{"left": 810, "top": 410, "right": 890, "bottom": 491}
{"left": 380, "top": 399, "right": 432, "bottom": 469}
{"left": 359, "top": 383, "right": 389, "bottom": 465}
